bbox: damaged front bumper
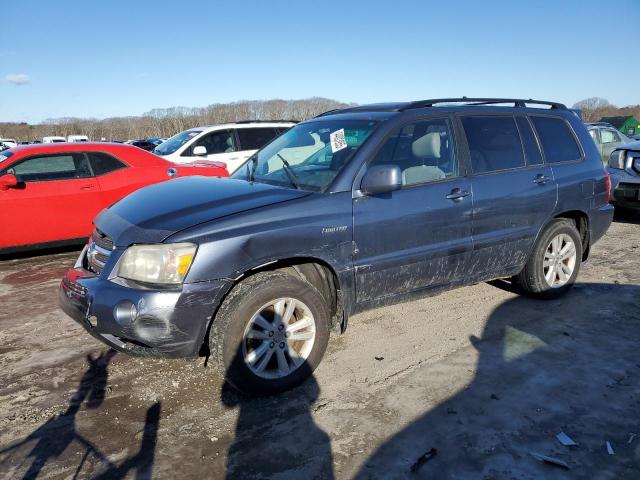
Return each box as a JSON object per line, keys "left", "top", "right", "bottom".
{"left": 59, "top": 266, "right": 230, "bottom": 358}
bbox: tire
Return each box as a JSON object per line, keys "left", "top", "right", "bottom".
{"left": 515, "top": 219, "right": 583, "bottom": 299}
{"left": 210, "top": 271, "right": 330, "bottom": 395}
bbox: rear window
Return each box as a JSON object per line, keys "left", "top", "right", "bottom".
{"left": 530, "top": 116, "right": 582, "bottom": 163}
{"left": 461, "top": 116, "right": 525, "bottom": 174}
{"left": 237, "top": 128, "right": 279, "bottom": 151}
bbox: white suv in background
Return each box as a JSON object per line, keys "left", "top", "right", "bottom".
{"left": 153, "top": 121, "right": 295, "bottom": 173}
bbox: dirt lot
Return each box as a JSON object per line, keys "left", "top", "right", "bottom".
{"left": 1, "top": 212, "right": 639, "bottom": 479}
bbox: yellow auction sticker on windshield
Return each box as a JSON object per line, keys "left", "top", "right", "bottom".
{"left": 330, "top": 128, "right": 348, "bottom": 153}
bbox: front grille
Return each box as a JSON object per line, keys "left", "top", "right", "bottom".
{"left": 87, "top": 229, "right": 114, "bottom": 274}
{"left": 92, "top": 229, "right": 114, "bottom": 250}
{"left": 62, "top": 277, "right": 87, "bottom": 296}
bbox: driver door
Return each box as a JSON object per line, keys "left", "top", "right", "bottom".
{"left": 0, "top": 153, "right": 102, "bottom": 248}
{"left": 352, "top": 117, "right": 474, "bottom": 303}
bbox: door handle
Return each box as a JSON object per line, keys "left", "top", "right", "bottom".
{"left": 445, "top": 188, "right": 470, "bottom": 201}
{"left": 533, "top": 174, "right": 549, "bottom": 185}
{"left": 80, "top": 185, "right": 95, "bottom": 190}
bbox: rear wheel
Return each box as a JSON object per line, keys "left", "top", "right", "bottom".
{"left": 210, "top": 271, "right": 330, "bottom": 395}
{"left": 515, "top": 219, "right": 582, "bottom": 299}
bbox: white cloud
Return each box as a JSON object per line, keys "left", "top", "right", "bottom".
{"left": 5, "top": 73, "right": 30, "bottom": 85}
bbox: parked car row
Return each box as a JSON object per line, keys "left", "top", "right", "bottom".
{"left": 57, "top": 97, "right": 614, "bottom": 395}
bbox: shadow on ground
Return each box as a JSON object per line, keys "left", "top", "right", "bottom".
{"left": 220, "top": 346, "right": 334, "bottom": 479}
{"left": 354, "top": 282, "right": 640, "bottom": 479}
{"left": 0, "top": 350, "right": 161, "bottom": 479}
{"left": 613, "top": 207, "right": 640, "bottom": 225}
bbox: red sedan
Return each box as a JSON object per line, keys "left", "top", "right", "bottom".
{"left": 0, "top": 143, "right": 229, "bottom": 253}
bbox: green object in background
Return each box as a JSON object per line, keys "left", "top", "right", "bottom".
{"left": 599, "top": 116, "right": 640, "bottom": 137}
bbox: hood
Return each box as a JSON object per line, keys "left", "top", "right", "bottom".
{"left": 95, "top": 177, "right": 310, "bottom": 246}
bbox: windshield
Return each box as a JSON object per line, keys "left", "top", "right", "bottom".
{"left": 232, "top": 119, "right": 378, "bottom": 191}
{"left": 154, "top": 129, "right": 202, "bottom": 155}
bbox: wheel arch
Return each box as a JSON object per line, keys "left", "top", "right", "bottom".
{"left": 552, "top": 210, "right": 590, "bottom": 261}
{"left": 199, "top": 256, "right": 346, "bottom": 357}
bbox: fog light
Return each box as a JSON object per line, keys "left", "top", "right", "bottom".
{"left": 114, "top": 301, "right": 138, "bottom": 326}
{"left": 87, "top": 315, "right": 98, "bottom": 328}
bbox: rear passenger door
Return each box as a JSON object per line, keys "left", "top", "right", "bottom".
{"left": 234, "top": 127, "right": 281, "bottom": 173}
{"left": 352, "top": 117, "right": 474, "bottom": 303}
{"left": 461, "top": 114, "right": 557, "bottom": 278}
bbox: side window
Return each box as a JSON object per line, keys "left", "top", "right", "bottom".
{"left": 515, "top": 116, "right": 543, "bottom": 165}
{"left": 7, "top": 154, "right": 88, "bottom": 182}
{"left": 237, "top": 128, "right": 278, "bottom": 151}
{"left": 588, "top": 129, "right": 599, "bottom": 144}
{"left": 461, "top": 116, "right": 525, "bottom": 174}
{"left": 184, "top": 130, "right": 236, "bottom": 156}
{"left": 530, "top": 116, "right": 582, "bottom": 163}
{"left": 601, "top": 129, "right": 620, "bottom": 144}
{"left": 88, "top": 152, "right": 127, "bottom": 176}
{"left": 370, "top": 118, "right": 457, "bottom": 187}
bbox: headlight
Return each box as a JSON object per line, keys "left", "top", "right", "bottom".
{"left": 608, "top": 150, "right": 626, "bottom": 169}
{"left": 633, "top": 157, "right": 640, "bottom": 174}
{"left": 116, "top": 243, "right": 196, "bottom": 285}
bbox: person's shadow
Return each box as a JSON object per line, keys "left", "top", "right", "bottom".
{"left": 354, "top": 282, "right": 640, "bottom": 479}
{"left": 221, "top": 346, "right": 334, "bottom": 479}
{"left": 1, "top": 350, "right": 117, "bottom": 479}
{"left": 1, "top": 349, "right": 162, "bottom": 479}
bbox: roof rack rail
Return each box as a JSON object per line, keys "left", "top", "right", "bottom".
{"left": 313, "top": 109, "right": 343, "bottom": 118}
{"left": 233, "top": 119, "right": 299, "bottom": 124}
{"left": 400, "top": 97, "right": 567, "bottom": 111}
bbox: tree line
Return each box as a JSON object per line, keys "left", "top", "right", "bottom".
{"left": 572, "top": 97, "right": 640, "bottom": 123}
{"left": 3, "top": 96, "right": 638, "bottom": 143}
{"left": 0, "top": 97, "right": 353, "bottom": 142}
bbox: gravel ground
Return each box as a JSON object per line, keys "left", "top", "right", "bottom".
{"left": 1, "top": 211, "right": 639, "bottom": 479}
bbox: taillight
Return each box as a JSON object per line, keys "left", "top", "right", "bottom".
{"left": 605, "top": 174, "right": 611, "bottom": 204}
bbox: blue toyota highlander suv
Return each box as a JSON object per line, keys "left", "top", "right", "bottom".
{"left": 59, "top": 98, "right": 613, "bottom": 394}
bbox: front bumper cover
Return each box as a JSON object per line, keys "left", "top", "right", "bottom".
{"left": 59, "top": 267, "right": 230, "bottom": 358}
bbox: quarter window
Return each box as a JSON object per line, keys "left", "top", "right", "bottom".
{"left": 515, "top": 116, "right": 543, "bottom": 165}
{"left": 370, "top": 118, "right": 457, "bottom": 186}
{"left": 7, "top": 154, "right": 90, "bottom": 182}
{"left": 530, "top": 116, "right": 582, "bottom": 163}
{"left": 88, "top": 152, "right": 127, "bottom": 176}
{"left": 462, "top": 116, "right": 525, "bottom": 174}
{"left": 237, "top": 128, "right": 279, "bottom": 151}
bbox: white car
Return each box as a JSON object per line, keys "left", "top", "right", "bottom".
{"left": 153, "top": 121, "right": 295, "bottom": 173}
{"left": 42, "top": 136, "right": 67, "bottom": 143}
{"left": 67, "top": 135, "right": 89, "bottom": 142}
{"left": 0, "top": 138, "right": 17, "bottom": 148}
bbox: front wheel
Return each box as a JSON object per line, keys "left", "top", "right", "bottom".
{"left": 210, "top": 271, "right": 330, "bottom": 395}
{"left": 515, "top": 219, "right": 582, "bottom": 299}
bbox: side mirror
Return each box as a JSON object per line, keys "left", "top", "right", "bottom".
{"left": 360, "top": 165, "right": 402, "bottom": 195}
{"left": 193, "top": 145, "right": 207, "bottom": 156}
{"left": 0, "top": 173, "right": 18, "bottom": 190}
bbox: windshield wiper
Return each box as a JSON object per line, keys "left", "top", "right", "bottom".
{"left": 276, "top": 153, "right": 301, "bottom": 189}
{"left": 248, "top": 155, "right": 257, "bottom": 182}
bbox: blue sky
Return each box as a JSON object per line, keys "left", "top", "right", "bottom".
{"left": 1, "top": 0, "right": 638, "bottom": 123}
